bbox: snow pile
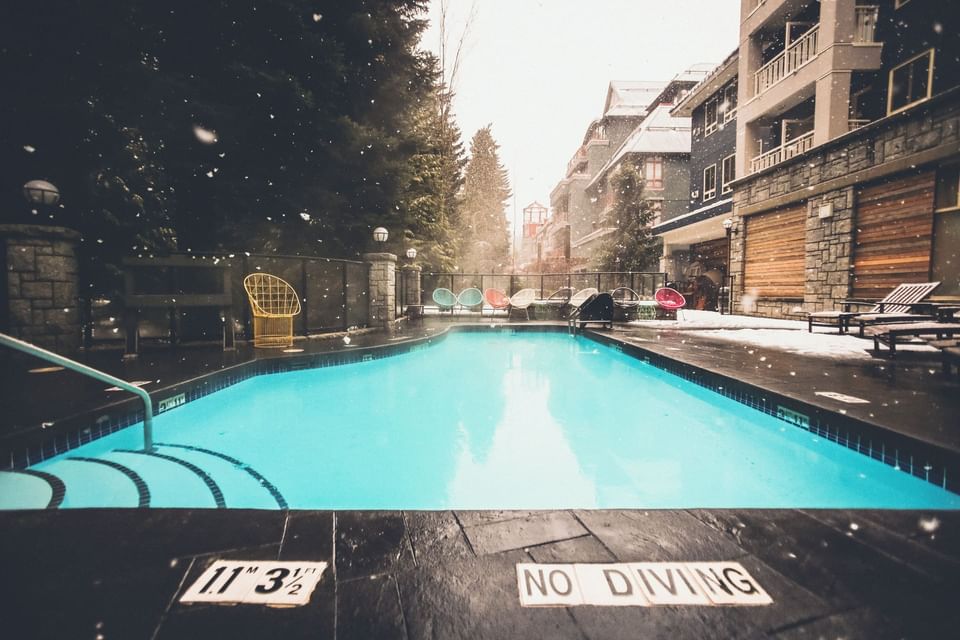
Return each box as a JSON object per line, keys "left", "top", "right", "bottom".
{"left": 690, "top": 328, "right": 937, "bottom": 359}
{"left": 629, "top": 310, "right": 807, "bottom": 330}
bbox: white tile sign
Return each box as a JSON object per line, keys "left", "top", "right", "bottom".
{"left": 180, "top": 561, "right": 327, "bottom": 607}
{"left": 516, "top": 562, "right": 772, "bottom": 608}
{"left": 814, "top": 391, "right": 870, "bottom": 404}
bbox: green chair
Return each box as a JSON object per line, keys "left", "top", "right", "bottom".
{"left": 432, "top": 287, "right": 458, "bottom": 315}
{"left": 457, "top": 287, "right": 484, "bottom": 316}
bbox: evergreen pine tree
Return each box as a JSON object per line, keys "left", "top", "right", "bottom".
{"left": 458, "top": 125, "right": 511, "bottom": 273}
{"left": 596, "top": 159, "right": 662, "bottom": 272}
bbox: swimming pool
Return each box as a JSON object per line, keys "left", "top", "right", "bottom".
{"left": 3, "top": 331, "right": 959, "bottom": 509}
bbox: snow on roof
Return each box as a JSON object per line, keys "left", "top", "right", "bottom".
{"left": 671, "top": 51, "right": 740, "bottom": 117}
{"left": 603, "top": 81, "right": 668, "bottom": 117}
{"left": 588, "top": 104, "right": 691, "bottom": 189}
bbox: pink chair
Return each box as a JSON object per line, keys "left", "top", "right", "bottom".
{"left": 483, "top": 288, "right": 511, "bottom": 317}
{"left": 655, "top": 287, "right": 686, "bottom": 320}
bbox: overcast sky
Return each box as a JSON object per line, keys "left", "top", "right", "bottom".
{"left": 421, "top": 0, "right": 740, "bottom": 243}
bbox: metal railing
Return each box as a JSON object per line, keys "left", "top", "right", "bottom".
{"left": 854, "top": 5, "right": 879, "bottom": 43}
{"left": 848, "top": 118, "right": 872, "bottom": 132}
{"left": 749, "top": 130, "right": 815, "bottom": 174}
{"left": 754, "top": 25, "right": 820, "bottom": 96}
{"left": 1, "top": 332, "right": 154, "bottom": 451}
{"left": 421, "top": 271, "right": 668, "bottom": 303}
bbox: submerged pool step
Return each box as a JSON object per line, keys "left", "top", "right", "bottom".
{"left": 5, "top": 444, "right": 286, "bottom": 511}
{"left": 0, "top": 469, "right": 65, "bottom": 510}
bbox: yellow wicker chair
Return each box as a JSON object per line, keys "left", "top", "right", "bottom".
{"left": 243, "top": 273, "right": 302, "bottom": 348}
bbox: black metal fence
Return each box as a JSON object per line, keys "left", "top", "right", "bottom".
{"left": 420, "top": 271, "right": 668, "bottom": 303}
{"left": 85, "top": 252, "right": 369, "bottom": 345}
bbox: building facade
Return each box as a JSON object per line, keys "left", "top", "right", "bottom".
{"left": 516, "top": 201, "right": 548, "bottom": 271}
{"left": 731, "top": 0, "right": 960, "bottom": 317}
{"left": 656, "top": 51, "right": 740, "bottom": 291}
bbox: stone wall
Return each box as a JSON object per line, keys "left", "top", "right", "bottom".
{"left": 730, "top": 90, "right": 960, "bottom": 318}
{"left": 1, "top": 224, "right": 81, "bottom": 353}
{"left": 363, "top": 252, "right": 396, "bottom": 327}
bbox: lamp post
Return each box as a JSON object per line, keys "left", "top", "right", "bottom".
{"left": 372, "top": 226, "right": 388, "bottom": 251}
{"left": 405, "top": 247, "right": 417, "bottom": 261}
{"left": 23, "top": 179, "right": 60, "bottom": 216}
{"left": 722, "top": 218, "right": 733, "bottom": 315}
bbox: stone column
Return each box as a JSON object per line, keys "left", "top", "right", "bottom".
{"left": 363, "top": 252, "right": 397, "bottom": 327}
{"left": 0, "top": 224, "right": 81, "bottom": 353}
{"left": 400, "top": 264, "right": 422, "bottom": 307}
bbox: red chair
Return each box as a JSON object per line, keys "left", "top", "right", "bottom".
{"left": 655, "top": 287, "right": 686, "bottom": 320}
{"left": 483, "top": 288, "right": 511, "bottom": 317}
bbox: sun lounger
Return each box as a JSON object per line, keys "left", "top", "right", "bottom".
{"left": 569, "top": 293, "right": 614, "bottom": 331}
{"left": 864, "top": 321, "right": 960, "bottom": 355}
{"left": 807, "top": 282, "right": 940, "bottom": 334}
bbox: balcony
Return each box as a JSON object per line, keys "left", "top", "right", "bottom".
{"left": 566, "top": 148, "right": 589, "bottom": 177}
{"left": 854, "top": 5, "right": 878, "bottom": 43}
{"left": 749, "top": 130, "right": 814, "bottom": 174}
{"left": 848, "top": 118, "right": 871, "bottom": 132}
{"left": 753, "top": 25, "right": 820, "bottom": 97}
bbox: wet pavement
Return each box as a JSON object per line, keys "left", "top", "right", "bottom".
{"left": 1, "top": 507, "right": 958, "bottom": 639}
{"left": 3, "top": 315, "right": 960, "bottom": 637}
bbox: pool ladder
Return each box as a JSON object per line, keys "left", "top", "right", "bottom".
{"left": 0, "top": 332, "right": 154, "bottom": 451}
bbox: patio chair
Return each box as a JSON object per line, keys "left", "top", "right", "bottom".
{"left": 655, "top": 287, "right": 686, "bottom": 320}
{"left": 243, "top": 273, "right": 301, "bottom": 348}
{"left": 508, "top": 288, "right": 537, "bottom": 320}
{"left": 568, "top": 292, "right": 614, "bottom": 331}
{"left": 483, "top": 288, "right": 511, "bottom": 317}
{"left": 611, "top": 286, "right": 642, "bottom": 322}
{"left": 807, "top": 281, "right": 940, "bottom": 335}
{"left": 533, "top": 286, "right": 576, "bottom": 319}
{"left": 432, "top": 287, "right": 458, "bottom": 315}
{"left": 456, "top": 287, "right": 484, "bottom": 316}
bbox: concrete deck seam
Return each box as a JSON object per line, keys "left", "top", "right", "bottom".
{"left": 401, "top": 511, "right": 419, "bottom": 569}
{"left": 569, "top": 511, "right": 620, "bottom": 561}
{"left": 394, "top": 573, "right": 412, "bottom": 640}
{"left": 798, "top": 509, "right": 960, "bottom": 579}
{"left": 451, "top": 511, "right": 478, "bottom": 557}
{"left": 277, "top": 512, "right": 290, "bottom": 561}
{"left": 150, "top": 556, "right": 196, "bottom": 640}
{"left": 332, "top": 511, "right": 338, "bottom": 640}
{"left": 764, "top": 605, "right": 863, "bottom": 637}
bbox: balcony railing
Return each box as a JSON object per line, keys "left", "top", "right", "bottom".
{"left": 566, "top": 148, "right": 588, "bottom": 176}
{"left": 750, "top": 130, "right": 815, "bottom": 174}
{"left": 848, "top": 118, "right": 871, "bottom": 132}
{"left": 854, "top": 6, "right": 879, "bottom": 43}
{"left": 753, "top": 25, "right": 820, "bottom": 96}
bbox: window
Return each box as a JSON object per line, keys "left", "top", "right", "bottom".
{"left": 722, "top": 84, "right": 737, "bottom": 123}
{"left": 933, "top": 164, "right": 960, "bottom": 295}
{"left": 703, "top": 164, "right": 717, "bottom": 201}
{"left": 936, "top": 164, "right": 960, "bottom": 212}
{"left": 887, "top": 49, "right": 935, "bottom": 115}
{"left": 644, "top": 157, "right": 664, "bottom": 190}
{"left": 704, "top": 98, "right": 718, "bottom": 136}
{"left": 721, "top": 154, "right": 736, "bottom": 194}
{"left": 648, "top": 199, "right": 664, "bottom": 226}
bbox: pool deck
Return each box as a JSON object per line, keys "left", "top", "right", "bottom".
{"left": 2, "top": 507, "right": 959, "bottom": 638}
{"left": 2, "top": 315, "right": 960, "bottom": 637}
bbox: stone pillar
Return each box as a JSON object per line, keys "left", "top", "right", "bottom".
{"left": 0, "top": 224, "right": 81, "bottom": 353}
{"left": 400, "top": 264, "right": 422, "bottom": 307}
{"left": 363, "top": 252, "right": 396, "bottom": 327}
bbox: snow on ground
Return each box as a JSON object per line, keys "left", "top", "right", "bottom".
{"left": 632, "top": 311, "right": 937, "bottom": 359}
{"left": 628, "top": 309, "right": 807, "bottom": 330}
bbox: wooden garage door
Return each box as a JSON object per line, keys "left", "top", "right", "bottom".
{"left": 853, "top": 171, "right": 935, "bottom": 299}
{"left": 744, "top": 205, "right": 806, "bottom": 298}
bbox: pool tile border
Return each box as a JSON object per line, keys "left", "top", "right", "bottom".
{"left": 3, "top": 324, "right": 958, "bottom": 496}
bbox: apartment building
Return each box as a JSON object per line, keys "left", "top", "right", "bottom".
{"left": 731, "top": 0, "right": 960, "bottom": 317}
{"left": 656, "top": 50, "right": 740, "bottom": 291}
{"left": 544, "top": 81, "right": 666, "bottom": 271}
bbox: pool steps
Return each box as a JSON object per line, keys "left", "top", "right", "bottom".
{"left": 0, "top": 443, "right": 286, "bottom": 510}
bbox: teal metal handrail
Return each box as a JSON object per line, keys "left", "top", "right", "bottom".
{"left": 0, "top": 332, "right": 154, "bottom": 451}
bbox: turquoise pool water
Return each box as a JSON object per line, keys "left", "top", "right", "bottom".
{"left": 3, "top": 332, "right": 959, "bottom": 509}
